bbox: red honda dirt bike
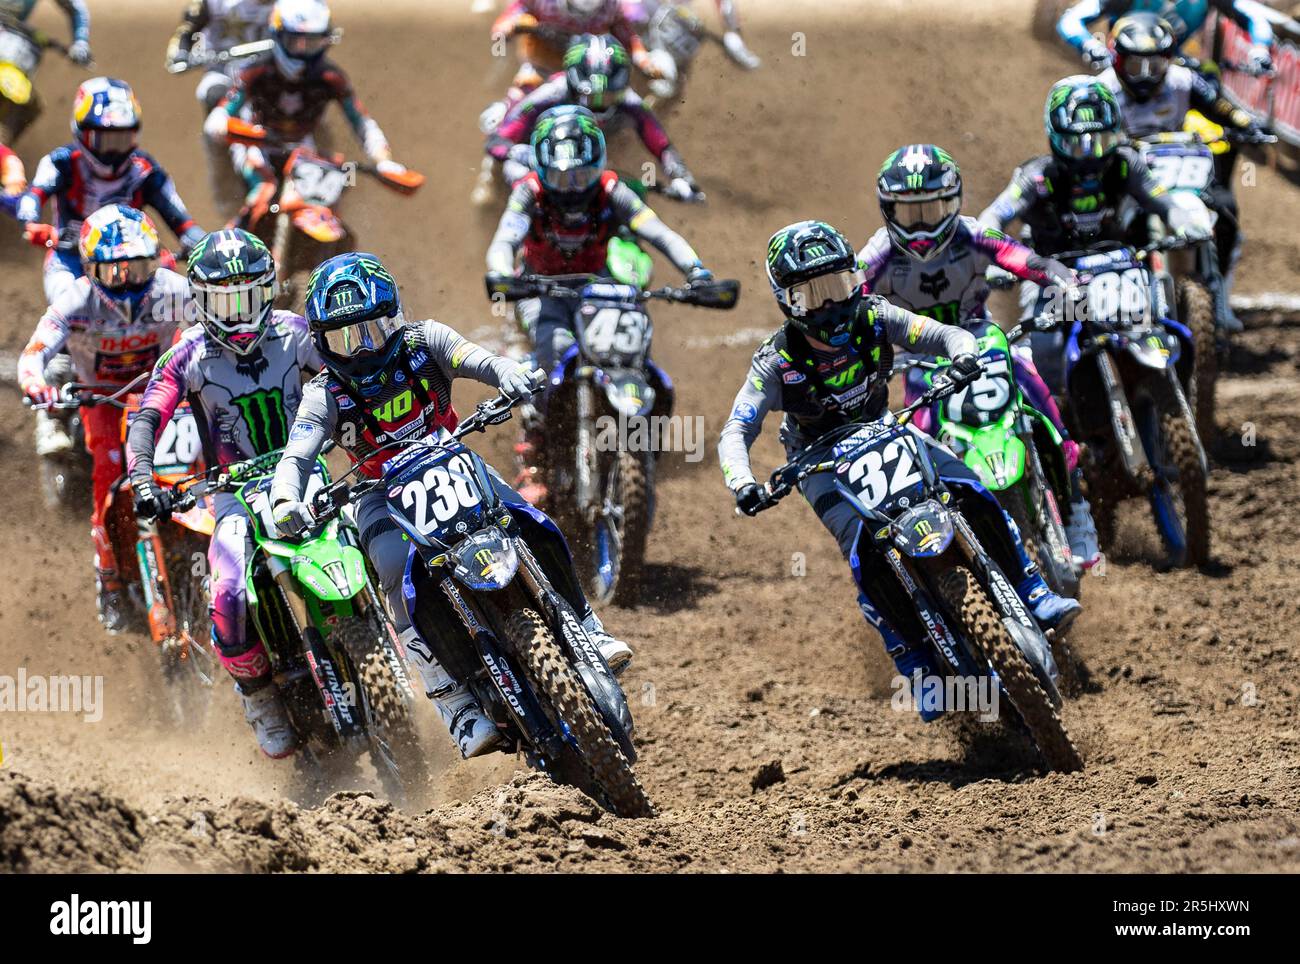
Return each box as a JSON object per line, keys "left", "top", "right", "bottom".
{"left": 224, "top": 117, "right": 424, "bottom": 305}
{"left": 28, "top": 380, "right": 221, "bottom": 720}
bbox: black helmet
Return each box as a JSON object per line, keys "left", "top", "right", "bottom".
{"left": 531, "top": 105, "right": 607, "bottom": 211}
{"left": 766, "top": 220, "right": 866, "bottom": 346}
{"left": 186, "top": 229, "right": 278, "bottom": 355}
{"left": 564, "top": 34, "right": 631, "bottom": 114}
{"left": 1111, "top": 14, "right": 1177, "bottom": 101}
{"left": 876, "top": 144, "right": 963, "bottom": 262}
{"left": 304, "top": 252, "right": 405, "bottom": 397}
{"left": 1045, "top": 76, "right": 1124, "bottom": 175}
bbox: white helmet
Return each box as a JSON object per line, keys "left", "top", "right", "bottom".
{"left": 270, "top": 0, "right": 332, "bottom": 79}
{"left": 560, "top": 0, "right": 609, "bottom": 19}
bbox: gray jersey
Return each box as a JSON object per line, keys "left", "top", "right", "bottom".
{"left": 127, "top": 311, "right": 320, "bottom": 481}
{"left": 271, "top": 320, "right": 518, "bottom": 506}
{"left": 1098, "top": 63, "right": 1197, "bottom": 139}
{"left": 718, "top": 299, "right": 976, "bottom": 491}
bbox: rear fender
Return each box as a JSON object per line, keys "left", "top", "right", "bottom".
{"left": 291, "top": 205, "right": 346, "bottom": 243}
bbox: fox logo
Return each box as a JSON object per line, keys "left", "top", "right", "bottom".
{"left": 919, "top": 270, "right": 950, "bottom": 300}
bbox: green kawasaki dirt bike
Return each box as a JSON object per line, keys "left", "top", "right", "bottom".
{"left": 912, "top": 319, "right": 1079, "bottom": 598}
{"left": 170, "top": 449, "right": 427, "bottom": 798}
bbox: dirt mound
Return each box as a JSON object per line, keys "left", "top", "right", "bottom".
{"left": 2, "top": 0, "right": 1300, "bottom": 873}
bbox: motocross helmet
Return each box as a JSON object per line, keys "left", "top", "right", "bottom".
{"left": 767, "top": 220, "right": 867, "bottom": 347}
{"left": 1111, "top": 14, "right": 1177, "bottom": 102}
{"left": 532, "top": 105, "right": 607, "bottom": 211}
{"left": 561, "top": 0, "right": 609, "bottom": 17}
{"left": 270, "top": 0, "right": 332, "bottom": 80}
{"left": 304, "top": 252, "right": 405, "bottom": 396}
{"left": 876, "top": 144, "right": 963, "bottom": 262}
{"left": 72, "top": 77, "right": 141, "bottom": 177}
{"left": 78, "top": 205, "right": 160, "bottom": 320}
{"left": 1045, "top": 76, "right": 1124, "bottom": 176}
{"left": 564, "top": 35, "right": 631, "bottom": 114}
{"left": 187, "top": 229, "right": 279, "bottom": 356}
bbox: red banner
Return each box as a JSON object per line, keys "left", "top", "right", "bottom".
{"left": 1209, "top": 14, "right": 1300, "bottom": 145}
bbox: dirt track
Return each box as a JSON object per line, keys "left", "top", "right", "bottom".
{"left": 2, "top": 0, "right": 1299, "bottom": 872}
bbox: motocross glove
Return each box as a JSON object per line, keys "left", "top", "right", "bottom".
{"left": 1082, "top": 38, "right": 1112, "bottom": 70}
{"left": 949, "top": 352, "right": 983, "bottom": 383}
{"left": 735, "top": 483, "right": 769, "bottom": 517}
{"left": 633, "top": 49, "right": 664, "bottom": 80}
{"left": 1246, "top": 44, "right": 1274, "bottom": 76}
{"left": 687, "top": 263, "right": 714, "bottom": 284}
{"left": 664, "top": 178, "right": 701, "bottom": 202}
{"left": 23, "top": 382, "right": 59, "bottom": 407}
{"left": 272, "top": 500, "right": 314, "bottom": 538}
{"left": 67, "top": 41, "right": 93, "bottom": 66}
{"left": 24, "top": 223, "right": 57, "bottom": 248}
{"left": 133, "top": 479, "right": 173, "bottom": 523}
{"left": 499, "top": 364, "right": 539, "bottom": 401}
{"left": 722, "top": 31, "right": 761, "bottom": 70}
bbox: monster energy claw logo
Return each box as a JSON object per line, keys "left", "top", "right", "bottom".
{"left": 232, "top": 388, "right": 288, "bottom": 454}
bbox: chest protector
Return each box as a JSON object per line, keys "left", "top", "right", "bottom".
{"left": 324, "top": 336, "right": 460, "bottom": 478}
{"left": 770, "top": 302, "right": 894, "bottom": 438}
{"left": 521, "top": 170, "right": 620, "bottom": 275}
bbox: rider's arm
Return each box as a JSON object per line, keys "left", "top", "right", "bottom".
{"left": 622, "top": 91, "right": 689, "bottom": 178}
{"left": 486, "top": 180, "right": 535, "bottom": 275}
{"left": 977, "top": 164, "right": 1040, "bottom": 233}
{"left": 718, "top": 349, "right": 783, "bottom": 492}
{"left": 1214, "top": 0, "right": 1274, "bottom": 47}
{"left": 126, "top": 336, "right": 198, "bottom": 485}
{"left": 875, "top": 296, "right": 977, "bottom": 359}
{"left": 54, "top": 0, "right": 92, "bottom": 44}
{"left": 422, "top": 321, "right": 521, "bottom": 390}
{"left": 968, "top": 221, "right": 1074, "bottom": 288}
{"left": 611, "top": 181, "right": 703, "bottom": 274}
{"left": 271, "top": 377, "right": 337, "bottom": 506}
{"left": 326, "top": 67, "right": 391, "bottom": 163}
{"left": 166, "top": 0, "right": 211, "bottom": 63}
{"left": 1056, "top": 0, "right": 1110, "bottom": 52}
{"left": 857, "top": 228, "right": 895, "bottom": 292}
{"left": 140, "top": 155, "right": 203, "bottom": 245}
{"left": 17, "top": 297, "right": 76, "bottom": 395}
{"left": 1190, "top": 70, "right": 1260, "bottom": 131}
{"left": 491, "top": 1, "right": 532, "bottom": 38}
{"left": 486, "top": 83, "right": 556, "bottom": 161}
{"left": 15, "top": 150, "right": 66, "bottom": 224}
{"left": 1122, "top": 148, "right": 1177, "bottom": 220}
{"left": 717, "top": 0, "right": 744, "bottom": 33}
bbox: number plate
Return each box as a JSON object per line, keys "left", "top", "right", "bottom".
{"left": 385, "top": 445, "right": 490, "bottom": 547}
{"left": 578, "top": 304, "right": 651, "bottom": 366}
{"left": 289, "top": 156, "right": 349, "bottom": 206}
{"left": 835, "top": 427, "right": 927, "bottom": 514}
{"left": 944, "top": 352, "right": 1013, "bottom": 426}
{"left": 241, "top": 463, "right": 327, "bottom": 541}
{"left": 1143, "top": 144, "right": 1215, "bottom": 194}
{"left": 1084, "top": 263, "right": 1154, "bottom": 329}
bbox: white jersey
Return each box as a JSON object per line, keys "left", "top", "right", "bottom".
{"left": 1099, "top": 63, "right": 1197, "bottom": 139}
{"left": 196, "top": 0, "right": 275, "bottom": 54}
{"left": 18, "top": 269, "right": 191, "bottom": 390}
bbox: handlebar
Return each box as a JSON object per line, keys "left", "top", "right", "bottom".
{"left": 23, "top": 374, "right": 147, "bottom": 412}
{"left": 167, "top": 39, "right": 274, "bottom": 74}
{"left": 485, "top": 273, "right": 740, "bottom": 309}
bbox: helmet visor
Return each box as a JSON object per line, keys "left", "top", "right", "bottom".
{"left": 784, "top": 266, "right": 865, "bottom": 316}
{"left": 882, "top": 195, "right": 961, "bottom": 232}
{"left": 82, "top": 128, "right": 137, "bottom": 156}
{"left": 321, "top": 317, "right": 399, "bottom": 359}
{"left": 86, "top": 256, "right": 156, "bottom": 290}
{"left": 280, "top": 32, "right": 331, "bottom": 58}
{"left": 193, "top": 276, "right": 277, "bottom": 351}
{"left": 1057, "top": 130, "right": 1120, "bottom": 160}
{"left": 1120, "top": 54, "right": 1170, "bottom": 85}
{"left": 540, "top": 163, "right": 602, "bottom": 194}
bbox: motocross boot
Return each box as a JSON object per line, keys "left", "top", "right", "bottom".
{"left": 1001, "top": 506, "right": 1081, "bottom": 634}
{"left": 582, "top": 609, "right": 633, "bottom": 676}
{"left": 238, "top": 681, "right": 298, "bottom": 759}
{"left": 33, "top": 410, "right": 73, "bottom": 456}
{"left": 864, "top": 593, "right": 944, "bottom": 722}
{"left": 1065, "top": 470, "right": 1101, "bottom": 571}
{"left": 399, "top": 627, "right": 503, "bottom": 758}
{"left": 95, "top": 571, "right": 131, "bottom": 634}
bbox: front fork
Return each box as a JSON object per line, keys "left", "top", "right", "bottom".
{"left": 135, "top": 519, "right": 179, "bottom": 646}
{"left": 575, "top": 375, "right": 599, "bottom": 519}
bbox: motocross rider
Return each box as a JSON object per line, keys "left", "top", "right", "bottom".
{"left": 165, "top": 0, "right": 277, "bottom": 220}
{"left": 861, "top": 143, "right": 1101, "bottom": 570}
{"left": 267, "top": 252, "right": 634, "bottom": 759}
{"left": 1098, "top": 13, "right": 1274, "bottom": 328}
{"left": 485, "top": 105, "right": 712, "bottom": 504}
{"left": 1057, "top": 0, "right": 1274, "bottom": 74}
{"left": 720, "top": 220, "right": 1082, "bottom": 720}
{"left": 978, "top": 76, "right": 1214, "bottom": 389}
{"left": 478, "top": 33, "right": 700, "bottom": 203}
{"left": 0, "top": 1, "right": 92, "bottom": 66}
{"left": 623, "top": 0, "right": 761, "bottom": 95}
{"left": 203, "top": 0, "right": 408, "bottom": 230}
{"left": 18, "top": 206, "right": 190, "bottom": 633}
{"left": 126, "top": 229, "right": 321, "bottom": 760}
{"left": 17, "top": 77, "right": 205, "bottom": 305}
{"left": 481, "top": 0, "right": 660, "bottom": 133}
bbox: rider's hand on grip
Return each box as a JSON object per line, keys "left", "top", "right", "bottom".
{"left": 734, "top": 482, "right": 770, "bottom": 517}
{"left": 23, "top": 382, "right": 58, "bottom": 408}
{"left": 949, "top": 352, "right": 983, "bottom": 384}
{"left": 271, "top": 499, "right": 314, "bottom": 539}
{"left": 23, "top": 223, "right": 56, "bottom": 248}
{"left": 133, "top": 480, "right": 173, "bottom": 523}
{"left": 67, "top": 41, "right": 93, "bottom": 67}
{"left": 1082, "top": 38, "right": 1112, "bottom": 71}
{"left": 500, "top": 364, "right": 540, "bottom": 401}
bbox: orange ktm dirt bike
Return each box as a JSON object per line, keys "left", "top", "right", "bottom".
{"left": 224, "top": 116, "right": 424, "bottom": 305}
{"left": 27, "top": 380, "right": 221, "bottom": 720}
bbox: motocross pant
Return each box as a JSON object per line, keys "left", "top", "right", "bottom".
{"left": 84, "top": 403, "right": 128, "bottom": 587}
{"left": 518, "top": 292, "right": 584, "bottom": 376}
{"left": 207, "top": 492, "right": 276, "bottom": 690}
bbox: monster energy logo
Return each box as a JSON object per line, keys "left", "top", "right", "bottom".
{"left": 232, "top": 388, "right": 288, "bottom": 454}
{"left": 907, "top": 173, "right": 924, "bottom": 188}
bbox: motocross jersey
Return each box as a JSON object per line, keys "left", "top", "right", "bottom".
{"left": 1097, "top": 62, "right": 1256, "bottom": 138}
{"left": 271, "top": 321, "right": 521, "bottom": 502}
{"left": 1057, "top": 0, "right": 1272, "bottom": 51}
{"left": 717, "top": 296, "right": 976, "bottom": 490}
{"left": 17, "top": 145, "right": 200, "bottom": 250}
{"left": 126, "top": 312, "right": 320, "bottom": 481}
{"left": 18, "top": 268, "right": 189, "bottom": 391}
{"left": 487, "top": 169, "right": 699, "bottom": 276}
{"left": 493, "top": 0, "right": 645, "bottom": 53}
{"left": 218, "top": 51, "right": 388, "bottom": 159}
{"left": 487, "top": 76, "right": 677, "bottom": 171}
{"left": 859, "top": 216, "right": 1074, "bottom": 325}
{"left": 978, "top": 147, "right": 1176, "bottom": 255}
{"left": 168, "top": 0, "right": 273, "bottom": 58}
{"left": 0, "top": 0, "right": 89, "bottom": 42}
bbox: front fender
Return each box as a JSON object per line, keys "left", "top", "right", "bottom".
{"left": 602, "top": 371, "right": 656, "bottom": 418}
{"left": 291, "top": 538, "right": 369, "bottom": 601}
{"left": 942, "top": 411, "right": 1024, "bottom": 491}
